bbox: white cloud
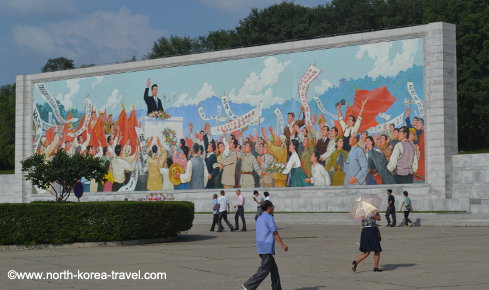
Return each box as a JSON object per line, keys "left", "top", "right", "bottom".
{"left": 104, "top": 89, "right": 124, "bottom": 110}
{"left": 355, "top": 38, "right": 420, "bottom": 78}
{"left": 172, "top": 84, "right": 215, "bottom": 107}
{"left": 11, "top": 8, "right": 163, "bottom": 65}
{"left": 91, "top": 76, "right": 104, "bottom": 88}
{"left": 314, "top": 79, "right": 333, "bottom": 95}
{"left": 228, "top": 56, "right": 291, "bottom": 108}
{"left": 55, "top": 79, "right": 79, "bottom": 110}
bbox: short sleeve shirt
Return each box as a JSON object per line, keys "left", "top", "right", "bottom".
{"left": 217, "top": 196, "right": 229, "bottom": 213}
{"left": 388, "top": 195, "right": 395, "bottom": 207}
{"left": 256, "top": 212, "right": 278, "bottom": 255}
{"left": 212, "top": 199, "right": 218, "bottom": 214}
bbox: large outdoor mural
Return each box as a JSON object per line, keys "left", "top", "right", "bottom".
{"left": 32, "top": 37, "right": 425, "bottom": 193}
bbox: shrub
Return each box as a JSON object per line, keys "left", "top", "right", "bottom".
{"left": 0, "top": 201, "right": 194, "bottom": 245}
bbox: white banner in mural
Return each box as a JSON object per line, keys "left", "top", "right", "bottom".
{"left": 221, "top": 95, "right": 239, "bottom": 119}
{"left": 407, "top": 82, "right": 424, "bottom": 117}
{"left": 367, "top": 112, "right": 405, "bottom": 134}
{"left": 211, "top": 104, "right": 262, "bottom": 135}
{"left": 298, "top": 65, "right": 321, "bottom": 126}
{"left": 312, "top": 96, "right": 338, "bottom": 120}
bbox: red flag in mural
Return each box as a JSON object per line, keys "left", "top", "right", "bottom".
{"left": 335, "top": 86, "right": 396, "bottom": 134}
{"left": 45, "top": 126, "right": 55, "bottom": 144}
{"left": 126, "top": 106, "right": 138, "bottom": 155}
{"left": 89, "top": 117, "right": 108, "bottom": 149}
{"left": 60, "top": 114, "right": 75, "bottom": 144}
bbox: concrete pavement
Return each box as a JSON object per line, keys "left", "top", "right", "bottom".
{"left": 1, "top": 216, "right": 489, "bottom": 289}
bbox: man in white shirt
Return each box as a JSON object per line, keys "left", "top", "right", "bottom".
{"left": 111, "top": 144, "right": 136, "bottom": 191}
{"left": 264, "top": 191, "right": 273, "bottom": 202}
{"left": 336, "top": 98, "right": 367, "bottom": 151}
{"left": 217, "top": 190, "right": 235, "bottom": 232}
{"left": 233, "top": 189, "right": 247, "bottom": 231}
{"left": 305, "top": 151, "right": 331, "bottom": 186}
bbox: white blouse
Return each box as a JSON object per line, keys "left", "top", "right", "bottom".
{"left": 281, "top": 152, "right": 301, "bottom": 175}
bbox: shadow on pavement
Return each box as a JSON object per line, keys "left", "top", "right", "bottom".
{"left": 295, "top": 286, "right": 327, "bottom": 290}
{"left": 177, "top": 234, "right": 217, "bottom": 243}
{"left": 382, "top": 263, "right": 416, "bottom": 271}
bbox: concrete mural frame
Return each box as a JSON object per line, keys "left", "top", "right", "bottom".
{"left": 15, "top": 22, "right": 458, "bottom": 211}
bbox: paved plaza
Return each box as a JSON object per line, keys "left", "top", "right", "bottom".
{"left": 1, "top": 214, "right": 489, "bottom": 289}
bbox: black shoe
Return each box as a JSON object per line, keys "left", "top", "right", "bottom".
{"left": 241, "top": 229, "right": 247, "bottom": 232}
{"left": 352, "top": 261, "right": 357, "bottom": 272}
{"left": 390, "top": 225, "right": 396, "bottom": 227}
{"left": 373, "top": 267, "right": 383, "bottom": 272}
{"left": 385, "top": 224, "right": 391, "bottom": 227}
{"left": 235, "top": 228, "right": 239, "bottom": 231}
{"left": 210, "top": 229, "right": 214, "bottom": 231}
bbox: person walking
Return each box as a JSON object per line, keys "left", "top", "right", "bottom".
{"left": 385, "top": 189, "right": 396, "bottom": 227}
{"left": 217, "top": 190, "right": 235, "bottom": 232}
{"left": 399, "top": 191, "right": 414, "bottom": 227}
{"left": 210, "top": 194, "right": 219, "bottom": 231}
{"left": 234, "top": 189, "right": 247, "bottom": 231}
{"left": 352, "top": 211, "right": 383, "bottom": 272}
{"left": 241, "top": 201, "right": 288, "bottom": 290}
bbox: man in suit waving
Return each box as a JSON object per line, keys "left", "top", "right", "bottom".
{"left": 144, "top": 78, "right": 164, "bottom": 115}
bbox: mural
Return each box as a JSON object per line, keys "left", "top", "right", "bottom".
{"left": 32, "top": 38, "right": 425, "bottom": 193}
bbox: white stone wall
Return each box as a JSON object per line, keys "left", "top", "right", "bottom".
{"left": 9, "top": 22, "right": 466, "bottom": 211}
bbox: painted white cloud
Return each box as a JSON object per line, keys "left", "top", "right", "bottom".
{"left": 103, "top": 89, "right": 124, "bottom": 111}
{"left": 55, "top": 79, "right": 80, "bottom": 110}
{"left": 91, "top": 76, "right": 104, "bottom": 88}
{"left": 355, "top": 39, "right": 419, "bottom": 79}
{"left": 173, "top": 84, "right": 215, "bottom": 107}
{"left": 228, "top": 56, "right": 291, "bottom": 108}
{"left": 11, "top": 8, "right": 163, "bottom": 65}
{"left": 314, "top": 79, "right": 333, "bottom": 95}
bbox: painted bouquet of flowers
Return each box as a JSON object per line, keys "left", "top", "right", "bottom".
{"left": 161, "top": 128, "right": 177, "bottom": 146}
{"left": 102, "top": 171, "right": 114, "bottom": 185}
{"left": 266, "top": 162, "right": 286, "bottom": 174}
{"left": 138, "top": 193, "right": 175, "bottom": 201}
{"left": 148, "top": 110, "right": 171, "bottom": 120}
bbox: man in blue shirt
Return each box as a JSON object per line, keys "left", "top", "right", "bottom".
{"left": 210, "top": 194, "right": 218, "bottom": 231}
{"left": 242, "top": 201, "right": 288, "bottom": 290}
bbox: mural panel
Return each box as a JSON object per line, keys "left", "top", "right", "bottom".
{"left": 32, "top": 38, "right": 425, "bottom": 193}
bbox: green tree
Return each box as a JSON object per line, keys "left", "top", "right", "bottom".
{"left": 41, "top": 57, "right": 75, "bottom": 72}
{"left": 21, "top": 151, "right": 108, "bottom": 203}
{"left": 0, "top": 84, "right": 15, "bottom": 170}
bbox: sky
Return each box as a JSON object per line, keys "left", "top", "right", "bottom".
{"left": 0, "top": 0, "right": 327, "bottom": 86}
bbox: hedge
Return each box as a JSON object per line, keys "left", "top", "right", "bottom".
{"left": 0, "top": 201, "right": 194, "bottom": 245}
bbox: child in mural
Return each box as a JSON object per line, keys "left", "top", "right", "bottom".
{"left": 325, "top": 136, "right": 348, "bottom": 186}
{"left": 160, "top": 157, "right": 174, "bottom": 190}
{"left": 281, "top": 139, "right": 310, "bottom": 187}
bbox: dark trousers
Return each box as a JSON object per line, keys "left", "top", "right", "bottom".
{"left": 395, "top": 174, "right": 413, "bottom": 184}
{"left": 243, "top": 254, "right": 282, "bottom": 290}
{"left": 210, "top": 213, "right": 218, "bottom": 231}
{"left": 404, "top": 211, "right": 412, "bottom": 225}
{"left": 234, "top": 206, "right": 247, "bottom": 231}
{"left": 217, "top": 211, "right": 234, "bottom": 231}
{"left": 385, "top": 206, "right": 396, "bottom": 226}
{"left": 112, "top": 182, "right": 123, "bottom": 192}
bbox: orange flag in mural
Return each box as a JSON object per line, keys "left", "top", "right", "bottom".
{"left": 117, "top": 106, "right": 128, "bottom": 146}
{"left": 335, "top": 86, "right": 396, "bottom": 134}
{"left": 60, "top": 113, "right": 75, "bottom": 143}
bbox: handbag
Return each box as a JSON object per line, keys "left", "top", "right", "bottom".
{"left": 375, "top": 226, "right": 382, "bottom": 241}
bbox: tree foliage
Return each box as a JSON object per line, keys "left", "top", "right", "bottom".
{"left": 146, "top": 0, "right": 489, "bottom": 151}
{"left": 21, "top": 151, "right": 108, "bottom": 203}
{"left": 41, "top": 57, "right": 75, "bottom": 72}
{"left": 0, "top": 84, "right": 15, "bottom": 170}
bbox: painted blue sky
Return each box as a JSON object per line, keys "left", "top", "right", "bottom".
{"left": 0, "top": 0, "right": 326, "bottom": 86}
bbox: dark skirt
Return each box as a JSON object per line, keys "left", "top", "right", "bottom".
{"left": 359, "top": 227, "right": 382, "bottom": 253}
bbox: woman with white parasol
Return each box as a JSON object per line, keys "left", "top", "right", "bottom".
{"left": 350, "top": 194, "right": 383, "bottom": 272}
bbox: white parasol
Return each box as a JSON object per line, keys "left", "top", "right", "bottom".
{"left": 349, "top": 194, "right": 382, "bottom": 221}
